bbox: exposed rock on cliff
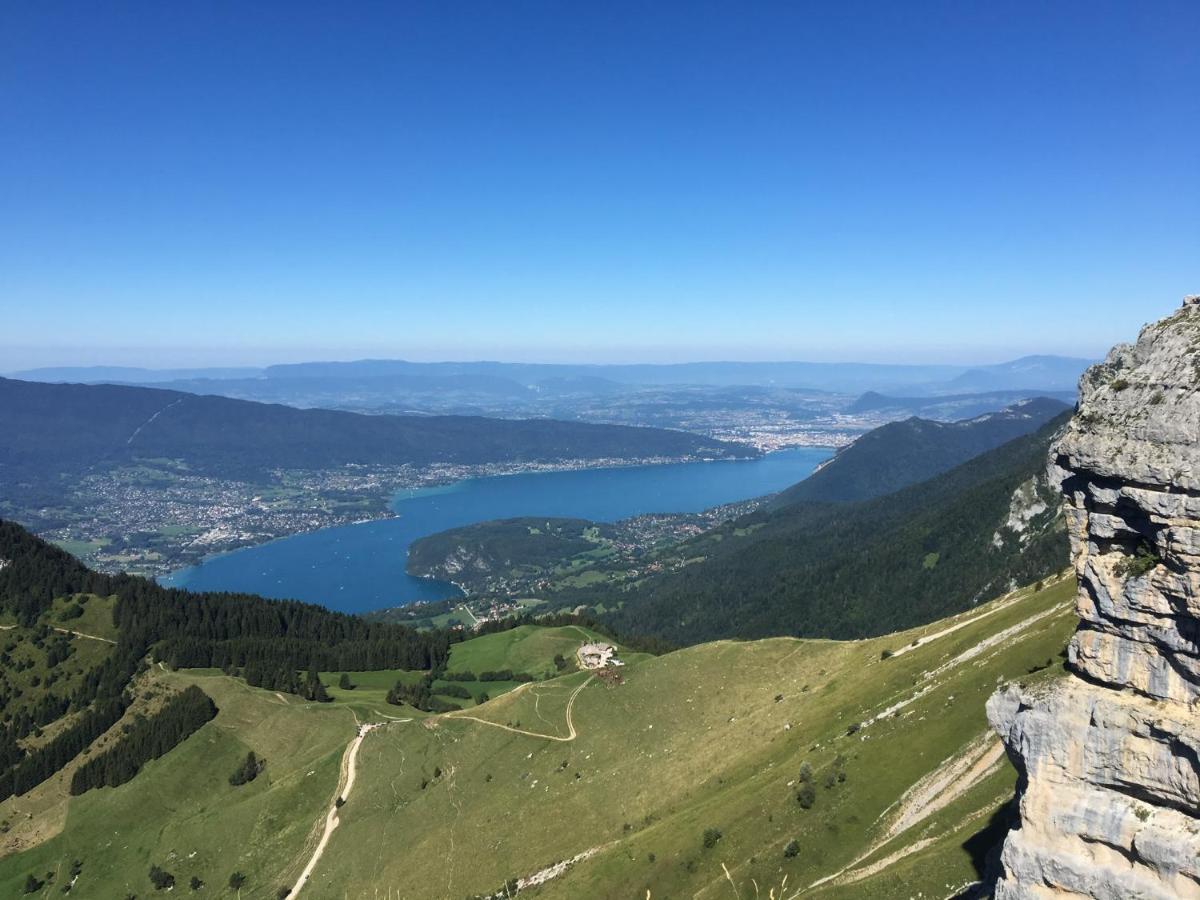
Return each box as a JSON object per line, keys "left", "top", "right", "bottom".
{"left": 987, "top": 296, "right": 1200, "bottom": 899}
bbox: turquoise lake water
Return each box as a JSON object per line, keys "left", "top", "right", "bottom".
{"left": 160, "top": 446, "right": 832, "bottom": 613}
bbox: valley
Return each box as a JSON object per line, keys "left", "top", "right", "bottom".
{"left": 0, "top": 571, "right": 1077, "bottom": 899}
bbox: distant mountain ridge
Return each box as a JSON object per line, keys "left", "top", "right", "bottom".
{"left": 847, "top": 388, "right": 1077, "bottom": 415}
{"left": 773, "top": 396, "right": 1071, "bottom": 505}
{"left": 0, "top": 377, "right": 750, "bottom": 484}
{"left": 945, "top": 355, "right": 1094, "bottom": 393}
{"left": 9, "top": 354, "right": 1096, "bottom": 395}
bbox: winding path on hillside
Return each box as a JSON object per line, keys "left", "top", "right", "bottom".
{"left": 0, "top": 624, "right": 116, "bottom": 644}
{"left": 439, "top": 674, "right": 593, "bottom": 742}
{"left": 291, "top": 675, "right": 592, "bottom": 894}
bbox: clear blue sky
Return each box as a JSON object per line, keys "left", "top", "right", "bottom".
{"left": 2, "top": 1, "right": 1196, "bottom": 368}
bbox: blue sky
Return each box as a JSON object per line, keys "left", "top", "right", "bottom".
{"left": 2, "top": 1, "right": 1196, "bottom": 368}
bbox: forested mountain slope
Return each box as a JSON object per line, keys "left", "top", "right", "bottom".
{"left": 0, "top": 519, "right": 460, "bottom": 803}
{"left": 0, "top": 377, "right": 748, "bottom": 484}
{"left": 772, "top": 397, "right": 1069, "bottom": 505}
{"left": 596, "top": 413, "right": 1070, "bottom": 644}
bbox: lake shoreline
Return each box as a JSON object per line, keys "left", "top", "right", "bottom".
{"left": 159, "top": 446, "right": 833, "bottom": 613}
{"left": 154, "top": 451, "right": 763, "bottom": 586}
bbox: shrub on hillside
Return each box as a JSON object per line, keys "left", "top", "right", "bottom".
{"left": 148, "top": 865, "right": 175, "bottom": 890}
{"left": 702, "top": 827, "right": 723, "bottom": 850}
{"left": 229, "top": 751, "right": 266, "bottom": 787}
{"left": 58, "top": 602, "right": 84, "bottom": 622}
{"left": 796, "top": 782, "right": 816, "bottom": 809}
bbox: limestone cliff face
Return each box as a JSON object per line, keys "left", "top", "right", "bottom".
{"left": 987, "top": 296, "right": 1200, "bottom": 899}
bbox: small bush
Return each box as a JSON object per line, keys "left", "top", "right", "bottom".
{"left": 229, "top": 751, "right": 266, "bottom": 787}
{"left": 1111, "top": 377, "right": 1130, "bottom": 391}
{"left": 702, "top": 827, "right": 723, "bottom": 849}
{"left": 148, "top": 865, "right": 175, "bottom": 891}
{"left": 229, "top": 872, "right": 247, "bottom": 890}
{"left": 58, "top": 602, "right": 84, "bottom": 622}
{"left": 796, "top": 782, "right": 816, "bottom": 809}
{"left": 783, "top": 839, "right": 800, "bottom": 859}
{"left": 1115, "top": 543, "right": 1160, "bottom": 579}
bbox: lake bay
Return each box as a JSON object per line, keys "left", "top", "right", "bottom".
{"left": 160, "top": 446, "right": 832, "bottom": 613}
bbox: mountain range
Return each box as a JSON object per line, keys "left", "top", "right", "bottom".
{"left": 9, "top": 354, "right": 1094, "bottom": 396}
{"left": 0, "top": 377, "right": 748, "bottom": 486}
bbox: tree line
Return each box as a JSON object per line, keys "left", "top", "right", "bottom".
{"left": 70, "top": 685, "right": 217, "bottom": 794}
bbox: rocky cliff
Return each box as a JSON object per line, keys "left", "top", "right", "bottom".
{"left": 987, "top": 296, "right": 1200, "bottom": 898}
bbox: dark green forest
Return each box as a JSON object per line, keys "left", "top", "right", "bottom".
{"left": 407, "top": 517, "right": 615, "bottom": 582}
{"left": 591, "top": 414, "right": 1070, "bottom": 643}
{"left": 770, "top": 396, "right": 1068, "bottom": 505}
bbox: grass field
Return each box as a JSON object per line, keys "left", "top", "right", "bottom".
{"left": 0, "top": 671, "right": 353, "bottom": 899}
{"left": 0, "top": 575, "right": 1078, "bottom": 898}
{"left": 48, "top": 594, "right": 119, "bottom": 643}
{"left": 445, "top": 623, "right": 614, "bottom": 678}
{"left": 302, "top": 575, "right": 1079, "bottom": 898}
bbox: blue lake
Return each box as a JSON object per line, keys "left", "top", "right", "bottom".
{"left": 160, "top": 446, "right": 832, "bottom": 613}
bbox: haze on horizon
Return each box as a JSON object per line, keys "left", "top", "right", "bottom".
{"left": 2, "top": 2, "right": 1196, "bottom": 370}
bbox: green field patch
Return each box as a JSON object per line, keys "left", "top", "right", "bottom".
{"left": 48, "top": 593, "right": 118, "bottom": 643}
{"left": 51, "top": 539, "right": 110, "bottom": 559}
{"left": 446, "top": 624, "right": 610, "bottom": 679}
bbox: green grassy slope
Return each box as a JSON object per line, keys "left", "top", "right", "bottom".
{"left": 446, "top": 623, "right": 611, "bottom": 677}
{"left": 309, "top": 577, "right": 1080, "bottom": 898}
{"left": 0, "top": 577, "right": 1077, "bottom": 898}
{"left": 0, "top": 671, "right": 350, "bottom": 899}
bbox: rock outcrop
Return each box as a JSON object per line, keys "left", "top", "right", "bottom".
{"left": 987, "top": 296, "right": 1200, "bottom": 899}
